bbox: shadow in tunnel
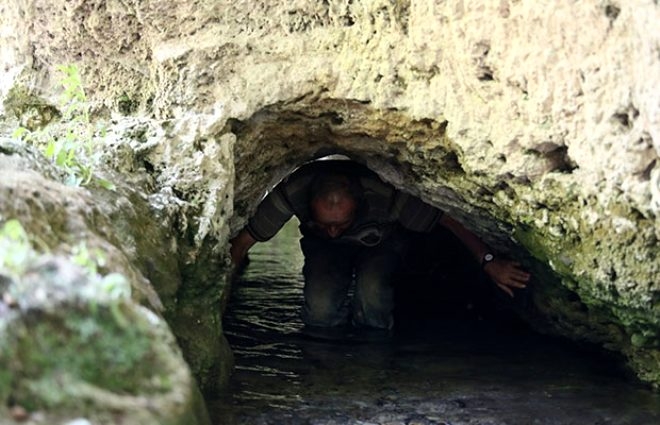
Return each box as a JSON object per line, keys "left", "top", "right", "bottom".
{"left": 393, "top": 225, "right": 525, "bottom": 328}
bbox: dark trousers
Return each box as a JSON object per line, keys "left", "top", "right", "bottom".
{"left": 299, "top": 230, "right": 409, "bottom": 330}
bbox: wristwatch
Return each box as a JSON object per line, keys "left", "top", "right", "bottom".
{"left": 481, "top": 253, "right": 495, "bottom": 269}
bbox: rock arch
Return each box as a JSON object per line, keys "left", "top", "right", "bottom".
{"left": 0, "top": 1, "right": 658, "bottom": 422}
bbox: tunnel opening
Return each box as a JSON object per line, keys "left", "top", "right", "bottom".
{"left": 225, "top": 98, "right": 556, "bottom": 344}
{"left": 230, "top": 150, "right": 531, "bottom": 332}
{"left": 211, "top": 98, "right": 660, "bottom": 422}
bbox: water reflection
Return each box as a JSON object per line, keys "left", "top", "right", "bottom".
{"left": 211, "top": 219, "right": 660, "bottom": 425}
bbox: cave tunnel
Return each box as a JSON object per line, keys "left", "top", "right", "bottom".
{"left": 209, "top": 98, "right": 660, "bottom": 424}
{"left": 225, "top": 97, "right": 547, "bottom": 333}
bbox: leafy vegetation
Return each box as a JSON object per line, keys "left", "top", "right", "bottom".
{"left": 11, "top": 65, "right": 115, "bottom": 190}
{"left": 0, "top": 219, "right": 129, "bottom": 300}
{"left": 0, "top": 219, "right": 153, "bottom": 409}
{"left": 0, "top": 219, "right": 37, "bottom": 279}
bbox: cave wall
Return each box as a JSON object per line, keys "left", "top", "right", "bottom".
{"left": 1, "top": 0, "right": 659, "bottom": 390}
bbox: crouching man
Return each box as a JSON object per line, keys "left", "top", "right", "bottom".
{"left": 230, "top": 160, "right": 530, "bottom": 338}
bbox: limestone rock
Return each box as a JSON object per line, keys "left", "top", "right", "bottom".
{"left": 0, "top": 0, "right": 658, "bottom": 391}
{"left": 0, "top": 134, "right": 233, "bottom": 391}
{"left": 0, "top": 256, "right": 210, "bottom": 425}
{"left": 0, "top": 139, "right": 229, "bottom": 420}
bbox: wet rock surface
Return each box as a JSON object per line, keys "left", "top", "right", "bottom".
{"left": 210, "top": 221, "right": 660, "bottom": 425}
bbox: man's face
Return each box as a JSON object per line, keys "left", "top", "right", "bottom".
{"left": 310, "top": 196, "right": 356, "bottom": 239}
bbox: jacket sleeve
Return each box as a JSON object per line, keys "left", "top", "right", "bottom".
{"left": 246, "top": 185, "right": 295, "bottom": 241}
{"left": 392, "top": 191, "right": 444, "bottom": 232}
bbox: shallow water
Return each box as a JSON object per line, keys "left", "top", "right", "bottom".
{"left": 210, "top": 220, "right": 660, "bottom": 425}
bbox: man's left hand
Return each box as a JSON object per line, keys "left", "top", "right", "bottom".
{"left": 483, "top": 259, "right": 531, "bottom": 297}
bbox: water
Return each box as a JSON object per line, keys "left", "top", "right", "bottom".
{"left": 210, "top": 219, "right": 660, "bottom": 424}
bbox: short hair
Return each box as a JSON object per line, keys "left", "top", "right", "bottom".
{"left": 309, "top": 173, "right": 362, "bottom": 204}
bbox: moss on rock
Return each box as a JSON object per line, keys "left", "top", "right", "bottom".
{"left": 3, "top": 85, "right": 61, "bottom": 131}
{"left": 0, "top": 256, "right": 210, "bottom": 425}
{"left": 505, "top": 182, "right": 660, "bottom": 387}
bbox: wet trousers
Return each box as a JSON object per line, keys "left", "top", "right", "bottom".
{"left": 299, "top": 232, "right": 408, "bottom": 330}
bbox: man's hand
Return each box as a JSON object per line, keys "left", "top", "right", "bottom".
{"left": 483, "top": 259, "right": 530, "bottom": 297}
{"left": 435, "top": 214, "right": 531, "bottom": 297}
{"left": 229, "top": 229, "right": 257, "bottom": 268}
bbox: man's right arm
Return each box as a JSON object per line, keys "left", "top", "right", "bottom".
{"left": 230, "top": 182, "right": 296, "bottom": 267}
{"left": 230, "top": 228, "right": 257, "bottom": 266}
{"left": 230, "top": 163, "right": 318, "bottom": 267}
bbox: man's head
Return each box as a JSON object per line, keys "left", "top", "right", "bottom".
{"left": 309, "top": 174, "right": 358, "bottom": 238}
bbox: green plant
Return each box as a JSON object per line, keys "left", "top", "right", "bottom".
{"left": 0, "top": 219, "right": 35, "bottom": 277}
{"left": 0, "top": 219, "right": 129, "bottom": 301}
{"left": 11, "top": 65, "right": 115, "bottom": 190}
{"left": 71, "top": 242, "right": 131, "bottom": 301}
{"left": 0, "top": 220, "right": 147, "bottom": 411}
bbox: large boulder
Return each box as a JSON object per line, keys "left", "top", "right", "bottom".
{"left": 0, "top": 256, "right": 209, "bottom": 425}
{"left": 0, "top": 140, "right": 221, "bottom": 422}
